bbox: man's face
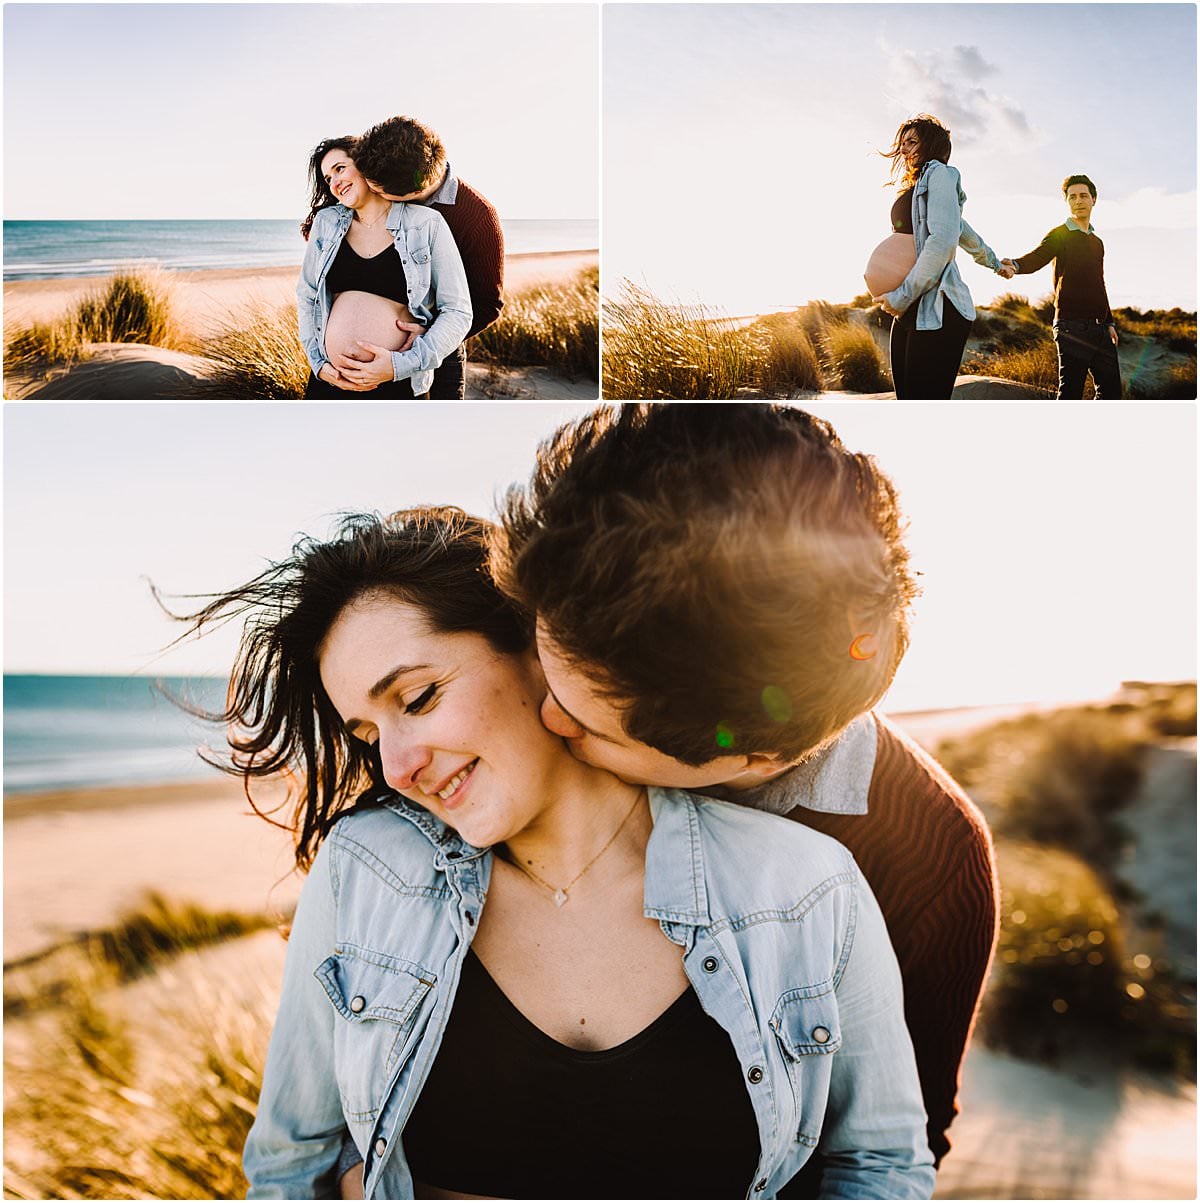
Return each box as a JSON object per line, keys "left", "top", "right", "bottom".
{"left": 1065, "top": 182, "right": 1095, "bottom": 227}
{"left": 534, "top": 623, "right": 751, "bottom": 788}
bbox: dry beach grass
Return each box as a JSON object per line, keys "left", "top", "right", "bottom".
{"left": 3, "top": 688, "right": 1193, "bottom": 1199}
{"left": 3, "top": 253, "right": 599, "bottom": 400}
{"left": 601, "top": 281, "right": 1197, "bottom": 399}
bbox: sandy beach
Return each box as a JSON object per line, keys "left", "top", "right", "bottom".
{"left": 3, "top": 700, "right": 1194, "bottom": 1199}
{"left": 2, "top": 248, "right": 599, "bottom": 400}
{"left": 3, "top": 249, "right": 597, "bottom": 339}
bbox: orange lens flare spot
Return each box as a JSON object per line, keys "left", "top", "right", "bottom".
{"left": 849, "top": 634, "right": 879, "bottom": 662}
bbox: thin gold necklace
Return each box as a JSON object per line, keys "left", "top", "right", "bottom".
{"left": 505, "top": 792, "right": 643, "bottom": 907}
{"left": 355, "top": 205, "right": 389, "bottom": 231}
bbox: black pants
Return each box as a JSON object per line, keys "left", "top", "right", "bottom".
{"left": 429, "top": 343, "right": 468, "bottom": 400}
{"left": 889, "top": 299, "right": 972, "bottom": 399}
{"left": 1053, "top": 319, "right": 1123, "bottom": 399}
{"left": 302, "top": 374, "right": 429, "bottom": 399}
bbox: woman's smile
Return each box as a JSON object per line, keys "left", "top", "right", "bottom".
{"left": 427, "top": 758, "right": 479, "bottom": 807}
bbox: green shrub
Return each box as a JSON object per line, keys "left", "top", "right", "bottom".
{"left": 989, "top": 292, "right": 1042, "bottom": 320}
{"left": 984, "top": 840, "right": 1194, "bottom": 1074}
{"left": 937, "top": 705, "right": 1150, "bottom": 872}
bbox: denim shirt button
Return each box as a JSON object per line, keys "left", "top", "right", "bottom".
{"left": 755, "top": 1179, "right": 768, "bottom": 1193}
{"left": 464, "top": 911, "right": 475, "bottom": 927}
{"left": 350, "top": 995, "right": 366, "bottom": 1014}
{"left": 747, "top": 1065, "right": 764, "bottom": 1084}
{"left": 702, "top": 956, "right": 719, "bottom": 973}
{"left": 375, "top": 1138, "right": 387, "bottom": 1157}
{"left": 812, "top": 1026, "right": 831, "bottom": 1044}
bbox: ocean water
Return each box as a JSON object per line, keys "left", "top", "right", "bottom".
{"left": 2, "top": 218, "right": 598, "bottom": 282}
{"left": 3, "top": 675, "right": 232, "bottom": 794}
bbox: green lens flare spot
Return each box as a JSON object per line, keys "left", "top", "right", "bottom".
{"left": 761, "top": 686, "right": 792, "bottom": 723}
{"left": 715, "top": 723, "right": 735, "bottom": 750}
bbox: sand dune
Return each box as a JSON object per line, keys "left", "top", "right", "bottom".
{"left": 3, "top": 250, "right": 598, "bottom": 400}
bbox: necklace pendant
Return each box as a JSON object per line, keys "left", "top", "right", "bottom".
{"left": 553, "top": 888, "right": 569, "bottom": 907}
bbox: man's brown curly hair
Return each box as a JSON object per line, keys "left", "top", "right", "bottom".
{"left": 492, "top": 404, "right": 920, "bottom": 767}
{"left": 354, "top": 116, "right": 447, "bottom": 198}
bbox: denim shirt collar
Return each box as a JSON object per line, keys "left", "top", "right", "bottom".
{"left": 698, "top": 712, "right": 877, "bottom": 817}
{"left": 643, "top": 788, "right": 712, "bottom": 925}
{"left": 377, "top": 792, "right": 490, "bottom": 869}
{"left": 423, "top": 163, "right": 459, "bottom": 206}
{"left": 1065, "top": 216, "right": 1097, "bottom": 235}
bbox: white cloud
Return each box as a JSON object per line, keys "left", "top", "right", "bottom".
{"left": 883, "top": 42, "right": 1040, "bottom": 150}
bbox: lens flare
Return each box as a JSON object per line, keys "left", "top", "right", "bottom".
{"left": 849, "top": 634, "right": 879, "bottom": 661}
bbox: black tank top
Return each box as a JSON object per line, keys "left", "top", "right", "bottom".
{"left": 891, "top": 187, "right": 915, "bottom": 234}
{"left": 325, "top": 236, "right": 409, "bottom": 303}
{"left": 403, "top": 949, "right": 761, "bottom": 1198}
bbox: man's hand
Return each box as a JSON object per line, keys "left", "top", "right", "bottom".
{"left": 335, "top": 342, "right": 395, "bottom": 389}
{"left": 1109, "top": 325, "right": 1119, "bottom": 347}
{"left": 997, "top": 258, "right": 1017, "bottom": 280}
{"left": 873, "top": 294, "right": 903, "bottom": 319}
{"left": 395, "top": 320, "right": 424, "bottom": 354}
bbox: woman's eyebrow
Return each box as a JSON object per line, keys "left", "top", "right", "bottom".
{"left": 369, "top": 663, "right": 430, "bottom": 699}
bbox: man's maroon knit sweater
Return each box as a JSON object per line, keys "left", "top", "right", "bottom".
{"left": 430, "top": 178, "right": 505, "bottom": 340}
{"left": 775, "top": 714, "right": 999, "bottom": 1195}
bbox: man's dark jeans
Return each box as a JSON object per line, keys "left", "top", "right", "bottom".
{"left": 1053, "top": 318, "right": 1122, "bottom": 399}
{"left": 429, "top": 343, "right": 468, "bottom": 400}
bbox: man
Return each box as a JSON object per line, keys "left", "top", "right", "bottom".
{"left": 1002, "top": 175, "right": 1121, "bottom": 399}
{"left": 493, "top": 403, "right": 999, "bottom": 1194}
{"left": 354, "top": 115, "right": 505, "bottom": 400}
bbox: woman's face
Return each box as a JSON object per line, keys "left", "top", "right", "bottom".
{"left": 319, "top": 592, "right": 576, "bottom": 849}
{"left": 899, "top": 128, "right": 923, "bottom": 171}
{"left": 320, "top": 148, "right": 371, "bottom": 210}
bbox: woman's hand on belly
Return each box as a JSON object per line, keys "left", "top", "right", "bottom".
{"left": 326, "top": 291, "right": 424, "bottom": 380}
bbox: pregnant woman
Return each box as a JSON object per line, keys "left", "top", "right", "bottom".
{"left": 188, "top": 508, "right": 936, "bottom": 1199}
{"left": 298, "top": 137, "right": 472, "bottom": 398}
{"left": 870, "top": 114, "right": 1013, "bottom": 398}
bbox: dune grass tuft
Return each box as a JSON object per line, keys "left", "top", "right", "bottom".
{"left": 962, "top": 337, "right": 1062, "bottom": 396}
{"left": 4, "top": 270, "right": 187, "bottom": 375}
{"left": 750, "top": 311, "right": 824, "bottom": 394}
{"left": 5, "top": 967, "right": 269, "bottom": 1199}
{"left": 820, "top": 320, "right": 891, "bottom": 393}
{"left": 198, "top": 303, "right": 312, "bottom": 399}
{"left": 475, "top": 266, "right": 599, "bottom": 380}
{"left": 5, "top": 892, "right": 277, "bottom": 1019}
{"left": 603, "top": 280, "right": 760, "bottom": 399}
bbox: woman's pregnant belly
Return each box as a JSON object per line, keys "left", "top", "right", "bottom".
{"left": 325, "top": 291, "right": 421, "bottom": 363}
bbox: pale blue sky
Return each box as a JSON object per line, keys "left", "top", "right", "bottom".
{"left": 605, "top": 4, "right": 1197, "bottom": 312}
{"left": 4, "top": 4, "right": 599, "bottom": 219}
{"left": 5, "top": 404, "right": 1195, "bottom": 713}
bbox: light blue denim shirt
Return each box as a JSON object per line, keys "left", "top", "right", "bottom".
{"left": 885, "top": 161, "right": 1003, "bottom": 330}
{"left": 244, "top": 788, "right": 935, "bottom": 1200}
{"left": 296, "top": 202, "right": 472, "bottom": 393}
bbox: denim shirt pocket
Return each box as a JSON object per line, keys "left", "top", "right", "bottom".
{"left": 315, "top": 948, "right": 436, "bottom": 1123}
{"left": 770, "top": 984, "right": 842, "bottom": 1148}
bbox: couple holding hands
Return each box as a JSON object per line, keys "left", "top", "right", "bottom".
{"left": 297, "top": 115, "right": 504, "bottom": 399}
{"left": 867, "top": 114, "right": 1121, "bottom": 399}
